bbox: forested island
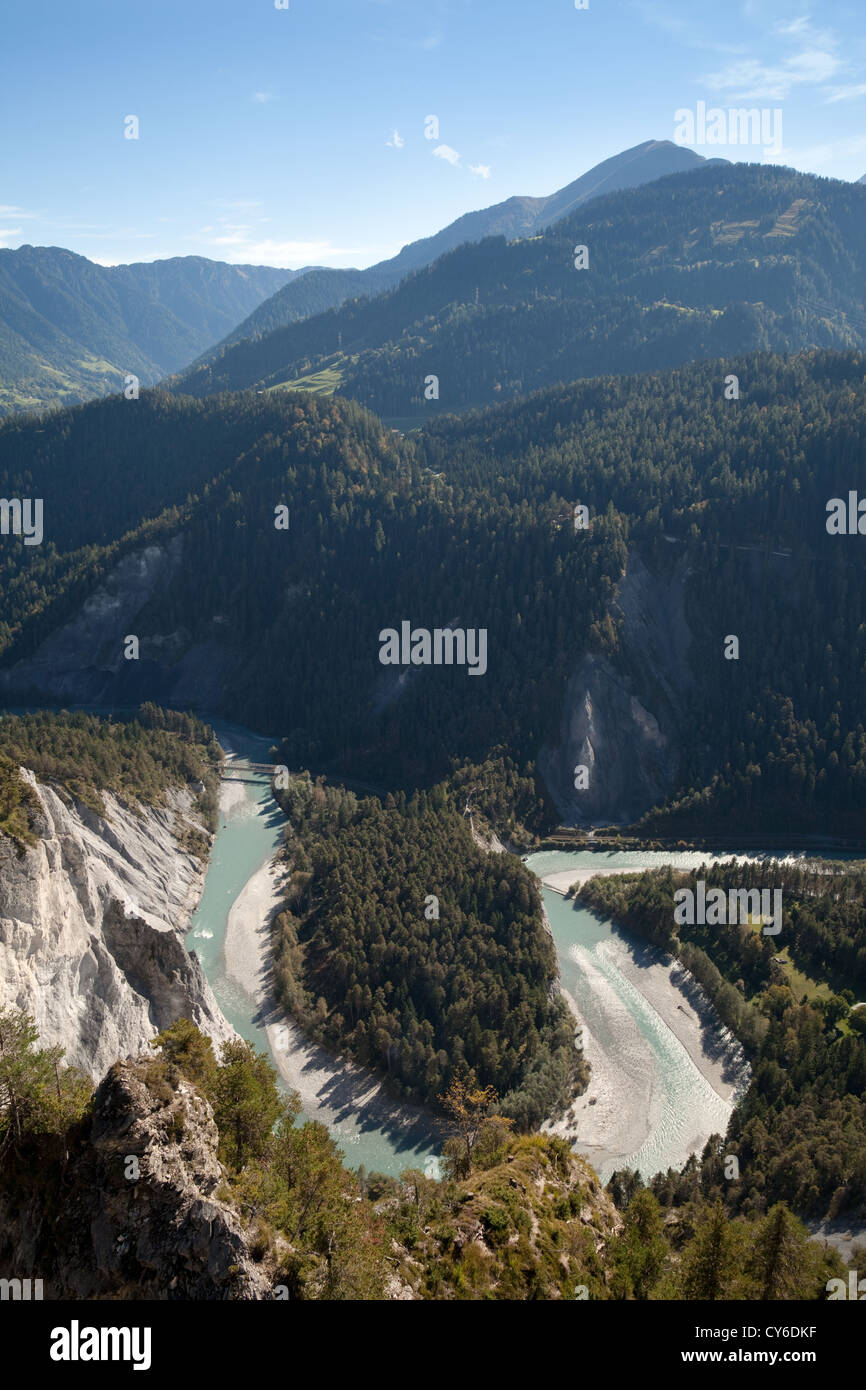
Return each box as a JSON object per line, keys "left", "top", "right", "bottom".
{"left": 272, "top": 764, "right": 586, "bottom": 1127}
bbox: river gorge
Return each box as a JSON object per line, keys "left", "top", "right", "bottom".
{"left": 0, "top": 707, "right": 827, "bottom": 1185}
{"left": 186, "top": 725, "right": 795, "bottom": 1183}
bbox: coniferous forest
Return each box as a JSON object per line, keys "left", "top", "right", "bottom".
{"left": 272, "top": 768, "right": 586, "bottom": 1125}
{"left": 2, "top": 350, "right": 866, "bottom": 835}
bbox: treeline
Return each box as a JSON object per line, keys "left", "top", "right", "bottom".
{"left": 271, "top": 768, "right": 586, "bottom": 1126}
{"left": 602, "top": 1179, "right": 845, "bottom": 1300}
{"left": 581, "top": 858, "right": 866, "bottom": 1001}
{"left": 0, "top": 706, "right": 221, "bottom": 828}
{"left": 0, "top": 755, "right": 37, "bottom": 846}
{"left": 581, "top": 864, "right": 866, "bottom": 1217}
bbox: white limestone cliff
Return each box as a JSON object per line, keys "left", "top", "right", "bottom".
{"left": 0, "top": 770, "right": 234, "bottom": 1077}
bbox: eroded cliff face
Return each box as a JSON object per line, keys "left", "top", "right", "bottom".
{"left": 0, "top": 1060, "right": 273, "bottom": 1300}
{"left": 540, "top": 551, "right": 692, "bottom": 826}
{"left": 0, "top": 772, "right": 234, "bottom": 1077}
{"left": 0, "top": 535, "right": 232, "bottom": 710}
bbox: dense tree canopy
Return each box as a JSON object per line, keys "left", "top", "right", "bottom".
{"left": 4, "top": 352, "right": 866, "bottom": 833}
{"left": 272, "top": 768, "right": 586, "bottom": 1126}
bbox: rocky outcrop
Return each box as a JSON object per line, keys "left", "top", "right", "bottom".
{"left": 384, "top": 1136, "right": 622, "bottom": 1299}
{"left": 0, "top": 1060, "right": 274, "bottom": 1299}
{"left": 540, "top": 551, "right": 692, "bottom": 825}
{"left": 0, "top": 771, "right": 233, "bottom": 1077}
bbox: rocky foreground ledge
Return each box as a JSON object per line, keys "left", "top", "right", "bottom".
{"left": 0, "top": 1059, "right": 273, "bottom": 1300}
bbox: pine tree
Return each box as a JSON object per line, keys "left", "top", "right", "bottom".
{"left": 679, "top": 1201, "right": 737, "bottom": 1300}
{"left": 611, "top": 1189, "right": 667, "bottom": 1299}
{"left": 211, "top": 1039, "right": 286, "bottom": 1170}
{"left": 749, "top": 1203, "right": 814, "bottom": 1300}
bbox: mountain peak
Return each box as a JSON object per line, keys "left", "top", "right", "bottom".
{"left": 535, "top": 138, "right": 714, "bottom": 228}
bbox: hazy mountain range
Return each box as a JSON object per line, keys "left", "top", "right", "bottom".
{"left": 3, "top": 142, "right": 864, "bottom": 423}
{"left": 0, "top": 250, "right": 295, "bottom": 415}
{"left": 0, "top": 140, "right": 714, "bottom": 417}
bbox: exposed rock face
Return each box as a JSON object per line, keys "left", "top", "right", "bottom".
{"left": 0, "top": 772, "right": 234, "bottom": 1077}
{"left": 0, "top": 1060, "right": 273, "bottom": 1299}
{"left": 0, "top": 535, "right": 231, "bottom": 710}
{"left": 540, "top": 551, "right": 691, "bottom": 825}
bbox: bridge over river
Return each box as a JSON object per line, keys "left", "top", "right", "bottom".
{"left": 221, "top": 759, "right": 274, "bottom": 782}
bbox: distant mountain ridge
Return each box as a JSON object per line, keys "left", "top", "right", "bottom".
{"left": 174, "top": 162, "right": 866, "bottom": 416}
{"left": 192, "top": 140, "right": 716, "bottom": 359}
{"left": 0, "top": 248, "right": 294, "bottom": 415}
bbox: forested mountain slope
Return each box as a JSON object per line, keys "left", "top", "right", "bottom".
{"left": 172, "top": 164, "right": 866, "bottom": 418}
{"left": 0, "top": 247, "right": 292, "bottom": 415}
{"left": 188, "top": 140, "right": 710, "bottom": 364}
{"left": 2, "top": 350, "right": 865, "bottom": 834}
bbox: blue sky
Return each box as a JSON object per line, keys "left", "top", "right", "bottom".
{"left": 1, "top": 0, "right": 865, "bottom": 268}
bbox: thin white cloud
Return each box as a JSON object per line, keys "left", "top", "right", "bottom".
{"left": 782, "top": 132, "right": 866, "bottom": 171}
{"left": 469, "top": 164, "right": 491, "bottom": 179}
{"left": 190, "top": 223, "right": 389, "bottom": 267}
{"left": 251, "top": 91, "right": 275, "bottom": 104}
{"left": 433, "top": 144, "right": 461, "bottom": 166}
{"left": 699, "top": 7, "right": 846, "bottom": 104}
{"left": 630, "top": 2, "right": 748, "bottom": 55}
{"left": 772, "top": 16, "right": 837, "bottom": 49}
{"left": 386, "top": 129, "right": 405, "bottom": 149}
{"left": 702, "top": 50, "right": 841, "bottom": 102}
{"left": 785, "top": 50, "right": 840, "bottom": 83}
{"left": 775, "top": 17, "right": 810, "bottom": 38}
{"left": 0, "top": 227, "right": 23, "bottom": 241}
{"left": 825, "top": 84, "right": 866, "bottom": 104}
